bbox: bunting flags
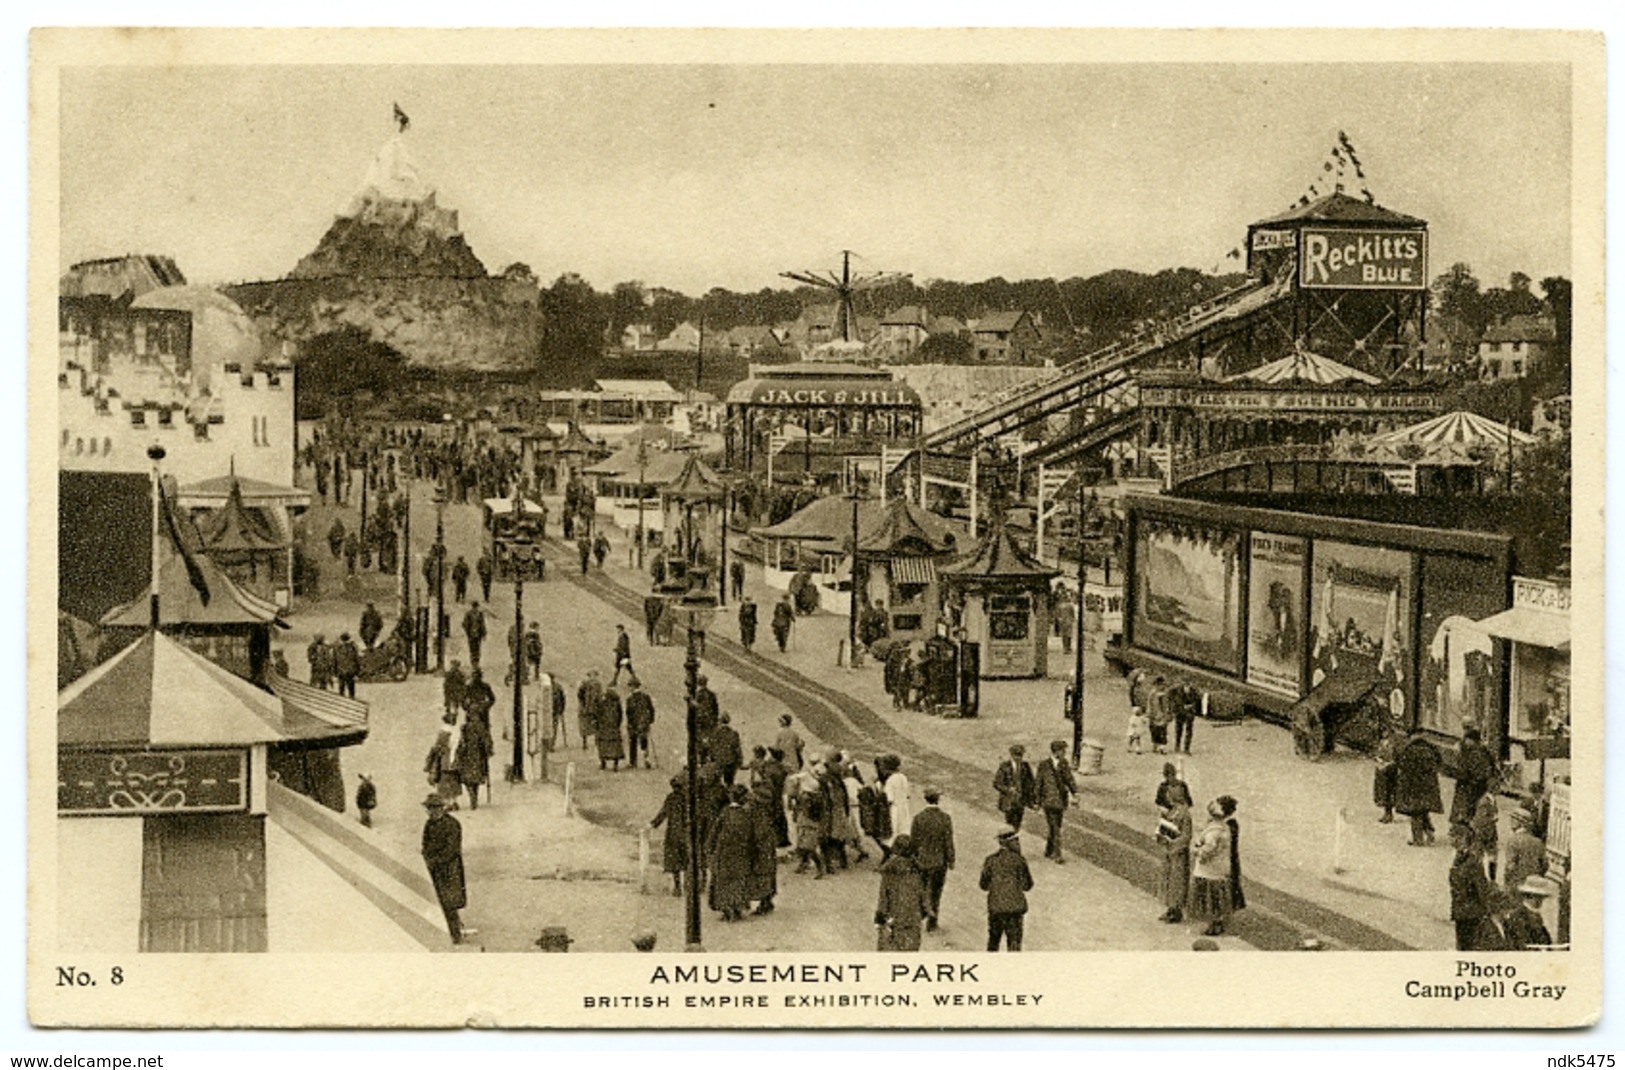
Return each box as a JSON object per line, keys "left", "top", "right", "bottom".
{"left": 1290, "top": 131, "right": 1377, "bottom": 211}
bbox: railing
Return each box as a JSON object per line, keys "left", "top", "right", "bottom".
{"left": 1173, "top": 442, "right": 1335, "bottom": 484}
{"left": 924, "top": 276, "right": 1292, "bottom": 451}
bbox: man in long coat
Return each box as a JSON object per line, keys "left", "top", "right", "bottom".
{"left": 577, "top": 671, "right": 603, "bottom": 751}
{"left": 442, "top": 659, "right": 467, "bottom": 716}
{"left": 462, "top": 669, "right": 496, "bottom": 732}
{"left": 1395, "top": 729, "right": 1444, "bottom": 846}
{"left": 421, "top": 794, "right": 468, "bottom": 944}
{"left": 451, "top": 556, "right": 471, "bottom": 602}
{"left": 709, "top": 712, "right": 743, "bottom": 787}
{"left": 476, "top": 553, "right": 494, "bottom": 602}
{"left": 625, "top": 679, "right": 656, "bottom": 769}
{"left": 1450, "top": 726, "right": 1498, "bottom": 827}
{"left": 909, "top": 789, "right": 956, "bottom": 931}
{"left": 708, "top": 785, "right": 765, "bottom": 922}
{"left": 462, "top": 602, "right": 487, "bottom": 669}
{"left": 359, "top": 602, "right": 384, "bottom": 650}
{"left": 771, "top": 595, "right": 795, "bottom": 652}
{"left": 737, "top": 596, "right": 758, "bottom": 651}
{"left": 596, "top": 685, "right": 627, "bottom": 771}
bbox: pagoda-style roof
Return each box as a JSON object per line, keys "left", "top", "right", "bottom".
{"left": 100, "top": 521, "right": 286, "bottom": 630}
{"left": 854, "top": 496, "right": 956, "bottom": 556}
{"left": 663, "top": 454, "right": 726, "bottom": 503}
{"left": 1251, "top": 191, "right": 1426, "bottom": 230}
{"left": 100, "top": 553, "right": 285, "bottom": 629}
{"left": 756, "top": 495, "right": 960, "bottom": 551}
{"left": 199, "top": 480, "right": 284, "bottom": 553}
{"left": 940, "top": 519, "right": 1060, "bottom": 584}
{"left": 555, "top": 422, "right": 598, "bottom": 454}
{"left": 59, "top": 632, "right": 304, "bottom": 747}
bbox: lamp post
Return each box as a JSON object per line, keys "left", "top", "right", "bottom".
{"left": 680, "top": 598, "right": 715, "bottom": 950}
{"left": 434, "top": 481, "right": 447, "bottom": 673}
{"left": 636, "top": 436, "right": 649, "bottom": 570}
{"left": 1069, "top": 469, "right": 1104, "bottom": 767}
{"left": 509, "top": 494, "right": 527, "bottom": 783}
{"left": 847, "top": 477, "right": 865, "bottom": 665}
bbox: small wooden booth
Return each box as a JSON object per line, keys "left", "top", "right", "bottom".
{"left": 853, "top": 496, "right": 960, "bottom": 644}
{"left": 940, "top": 517, "right": 1059, "bottom": 679}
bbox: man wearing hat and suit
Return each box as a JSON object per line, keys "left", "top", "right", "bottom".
{"left": 993, "top": 745, "right": 1036, "bottom": 831}
{"left": 1505, "top": 879, "right": 1556, "bottom": 949}
{"left": 909, "top": 788, "right": 956, "bottom": 931}
{"left": 980, "top": 826, "right": 1033, "bottom": 951}
{"left": 421, "top": 793, "right": 469, "bottom": 945}
{"left": 1035, "top": 740, "right": 1079, "bottom": 863}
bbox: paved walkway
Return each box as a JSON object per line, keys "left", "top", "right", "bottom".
{"left": 275, "top": 473, "right": 1470, "bottom": 952}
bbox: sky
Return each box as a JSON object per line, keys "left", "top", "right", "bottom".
{"left": 57, "top": 56, "right": 1573, "bottom": 299}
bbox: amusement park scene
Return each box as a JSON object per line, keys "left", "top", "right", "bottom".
{"left": 51, "top": 58, "right": 1578, "bottom": 961}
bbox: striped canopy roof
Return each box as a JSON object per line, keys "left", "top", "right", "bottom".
{"left": 59, "top": 632, "right": 367, "bottom": 748}
{"left": 1366, "top": 410, "right": 1537, "bottom": 449}
{"left": 1229, "top": 349, "right": 1380, "bottom": 386}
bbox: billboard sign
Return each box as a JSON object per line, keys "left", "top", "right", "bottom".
{"left": 1246, "top": 533, "right": 1307, "bottom": 698}
{"left": 1299, "top": 227, "right": 1427, "bottom": 290}
{"left": 1251, "top": 228, "right": 1297, "bottom": 253}
{"left": 1131, "top": 518, "right": 1243, "bottom": 674}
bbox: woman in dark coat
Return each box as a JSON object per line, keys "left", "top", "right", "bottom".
{"left": 1394, "top": 730, "right": 1444, "bottom": 846}
{"left": 596, "top": 686, "right": 626, "bottom": 770}
{"left": 746, "top": 782, "right": 781, "bottom": 914}
{"left": 874, "top": 834, "right": 927, "bottom": 951}
{"left": 709, "top": 785, "right": 764, "bottom": 921}
{"left": 455, "top": 713, "right": 493, "bottom": 810}
{"left": 650, "top": 775, "right": 690, "bottom": 896}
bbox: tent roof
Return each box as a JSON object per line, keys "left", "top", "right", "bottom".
{"left": 59, "top": 632, "right": 291, "bottom": 747}
{"left": 1366, "top": 410, "right": 1537, "bottom": 449}
{"left": 1229, "top": 349, "right": 1381, "bottom": 386}
{"left": 940, "top": 519, "right": 1059, "bottom": 581}
{"left": 663, "top": 454, "right": 726, "bottom": 502}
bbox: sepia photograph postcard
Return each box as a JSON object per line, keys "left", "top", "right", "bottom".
{"left": 26, "top": 26, "right": 1604, "bottom": 1029}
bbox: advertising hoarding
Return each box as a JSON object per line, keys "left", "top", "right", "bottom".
{"left": 1299, "top": 227, "right": 1427, "bottom": 290}
{"left": 1132, "top": 518, "right": 1243, "bottom": 674}
{"left": 1416, "top": 554, "right": 1505, "bottom": 741}
{"left": 1308, "top": 540, "right": 1412, "bottom": 715}
{"left": 1246, "top": 532, "right": 1307, "bottom": 698}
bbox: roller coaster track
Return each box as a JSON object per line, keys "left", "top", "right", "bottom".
{"left": 923, "top": 274, "right": 1295, "bottom": 452}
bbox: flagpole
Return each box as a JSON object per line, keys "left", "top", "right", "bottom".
{"left": 147, "top": 444, "right": 166, "bottom": 631}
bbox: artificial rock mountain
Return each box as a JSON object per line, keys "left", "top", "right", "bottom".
{"left": 225, "top": 132, "right": 543, "bottom": 372}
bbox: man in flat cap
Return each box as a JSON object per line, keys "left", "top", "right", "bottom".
{"left": 421, "top": 793, "right": 469, "bottom": 945}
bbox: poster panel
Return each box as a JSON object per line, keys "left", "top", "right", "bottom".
{"left": 1132, "top": 518, "right": 1242, "bottom": 674}
{"left": 1416, "top": 553, "right": 1506, "bottom": 743}
{"left": 1246, "top": 532, "right": 1306, "bottom": 698}
{"left": 1308, "top": 540, "right": 1412, "bottom": 717}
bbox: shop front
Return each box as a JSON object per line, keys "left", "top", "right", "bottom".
{"left": 941, "top": 519, "right": 1059, "bottom": 679}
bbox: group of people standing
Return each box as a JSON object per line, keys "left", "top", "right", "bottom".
{"left": 305, "top": 632, "right": 361, "bottom": 698}
{"left": 1372, "top": 723, "right": 1559, "bottom": 951}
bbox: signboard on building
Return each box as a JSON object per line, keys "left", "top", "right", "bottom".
{"left": 58, "top": 748, "right": 250, "bottom": 816}
{"left": 1139, "top": 386, "right": 1439, "bottom": 413}
{"left": 1084, "top": 580, "right": 1123, "bottom": 634}
{"left": 1250, "top": 228, "right": 1297, "bottom": 252}
{"left": 1299, "top": 227, "right": 1427, "bottom": 290}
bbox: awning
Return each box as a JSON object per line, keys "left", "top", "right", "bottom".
{"left": 1476, "top": 607, "right": 1570, "bottom": 652}
{"left": 891, "top": 557, "right": 937, "bottom": 585}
